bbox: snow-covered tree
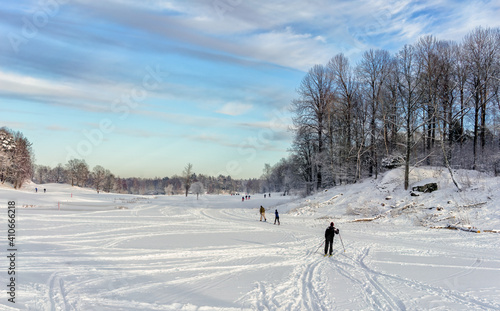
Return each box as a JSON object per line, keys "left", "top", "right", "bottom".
{"left": 190, "top": 181, "right": 204, "bottom": 200}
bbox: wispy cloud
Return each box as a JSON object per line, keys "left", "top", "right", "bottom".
{"left": 216, "top": 102, "right": 253, "bottom": 116}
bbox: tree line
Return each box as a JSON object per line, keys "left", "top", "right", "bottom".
{"left": 263, "top": 27, "right": 500, "bottom": 194}
{"left": 1, "top": 126, "right": 267, "bottom": 195}
{"left": 32, "top": 159, "right": 264, "bottom": 195}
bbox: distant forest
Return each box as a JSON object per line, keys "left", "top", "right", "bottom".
{"left": 2, "top": 27, "right": 499, "bottom": 195}
{"left": 1, "top": 126, "right": 262, "bottom": 195}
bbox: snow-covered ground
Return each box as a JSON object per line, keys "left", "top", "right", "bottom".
{"left": 1, "top": 167, "right": 499, "bottom": 310}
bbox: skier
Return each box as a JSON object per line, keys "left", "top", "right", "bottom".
{"left": 259, "top": 205, "right": 267, "bottom": 222}
{"left": 274, "top": 209, "right": 280, "bottom": 225}
{"left": 324, "top": 222, "right": 339, "bottom": 256}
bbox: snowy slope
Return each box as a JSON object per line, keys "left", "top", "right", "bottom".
{"left": 0, "top": 167, "right": 499, "bottom": 310}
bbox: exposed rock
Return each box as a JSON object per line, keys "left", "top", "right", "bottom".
{"left": 412, "top": 183, "right": 438, "bottom": 193}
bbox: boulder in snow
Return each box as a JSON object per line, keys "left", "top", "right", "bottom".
{"left": 412, "top": 182, "right": 438, "bottom": 193}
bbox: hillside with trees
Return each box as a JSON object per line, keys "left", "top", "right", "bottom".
{"left": 264, "top": 27, "right": 500, "bottom": 195}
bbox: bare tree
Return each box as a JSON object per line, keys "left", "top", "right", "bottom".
{"left": 50, "top": 163, "right": 66, "bottom": 183}
{"left": 36, "top": 165, "right": 50, "bottom": 184}
{"left": 463, "top": 27, "right": 500, "bottom": 169}
{"left": 328, "top": 54, "right": 358, "bottom": 183}
{"left": 102, "top": 170, "right": 114, "bottom": 193}
{"left": 66, "top": 159, "right": 79, "bottom": 186}
{"left": 92, "top": 165, "right": 106, "bottom": 192}
{"left": 77, "top": 161, "right": 89, "bottom": 187}
{"left": 396, "top": 44, "right": 425, "bottom": 190}
{"left": 357, "top": 49, "right": 392, "bottom": 178}
{"left": 183, "top": 163, "right": 193, "bottom": 197}
{"left": 291, "top": 64, "right": 333, "bottom": 189}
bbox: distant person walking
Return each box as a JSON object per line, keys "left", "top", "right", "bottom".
{"left": 274, "top": 209, "right": 280, "bottom": 225}
{"left": 44, "top": 188, "right": 46, "bottom": 193}
{"left": 324, "top": 222, "right": 339, "bottom": 257}
{"left": 259, "top": 206, "right": 267, "bottom": 222}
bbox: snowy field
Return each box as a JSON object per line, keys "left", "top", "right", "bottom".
{"left": 1, "top": 167, "right": 500, "bottom": 310}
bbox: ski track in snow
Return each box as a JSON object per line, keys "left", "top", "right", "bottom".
{"left": 2, "top": 186, "right": 499, "bottom": 310}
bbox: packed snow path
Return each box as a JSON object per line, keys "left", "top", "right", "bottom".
{"left": 2, "top": 188, "right": 500, "bottom": 310}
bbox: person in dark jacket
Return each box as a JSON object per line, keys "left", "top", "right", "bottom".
{"left": 324, "top": 222, "right": 339, "bottom": 256}
{"left": 274, "top": 209, "right": 280, "bottom": 225}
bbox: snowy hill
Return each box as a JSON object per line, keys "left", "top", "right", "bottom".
{"left": 287, "top": 167, "right": 500, "bottom": 232}
{"left": 0, "top": 167, "right": 499, "bottom": 310}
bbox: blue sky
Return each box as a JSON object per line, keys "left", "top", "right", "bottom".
{"left": 1, "top": 0, "right": 499, "bottom": 179}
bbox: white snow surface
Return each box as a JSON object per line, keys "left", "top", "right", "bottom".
{"left": 1, "top": 167, "right": 499, "bottom": 310}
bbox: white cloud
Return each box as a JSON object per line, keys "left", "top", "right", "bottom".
{"left": 216, "top": 102, "right": 253, "bottom": 116}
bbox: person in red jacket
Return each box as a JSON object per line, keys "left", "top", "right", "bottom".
{"left": 324, "top": 222, "right": 339, "bottom": 256}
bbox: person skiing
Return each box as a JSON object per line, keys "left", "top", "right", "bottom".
{"left": 259, "top": 205, "right": 266, "bottom": 222}
{"left": 324, "top": 222, "right": 339, "bottom": 256}
{"left": 274, "top": 209, "right": 280, "bottom": 225}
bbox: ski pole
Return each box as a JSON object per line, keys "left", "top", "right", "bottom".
{"left": 339, "top": 233, "right": 345, "bottom": 253}
{"left": 314, "top": 241, "right": 324, "bottom": 254}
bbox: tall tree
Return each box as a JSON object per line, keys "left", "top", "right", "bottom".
{"left": 10, "top": 131, "right": 34, "bottom": 189}
{"left": 92, "top": 165, "right": 106, "bottom": 192}
{"left": 183, "top": 163, "right": 193, "bottom": 197}
{"left": 463, "top": 27, "right": 500, "bottom": 169}
{"left": 357, "top": 49, "right": 392, "bottom": 178}
{"left": 328, "top": 54, "right": 358, "bottom": 182}
{"left": 396, "top": 44, "right": 425, "bottom": 190}
{"left": 291, "top": 64, "right": 333, "bottom": 190}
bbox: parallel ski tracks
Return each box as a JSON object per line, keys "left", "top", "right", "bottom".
{"left": 333, "top": 247, "right": 499, "bottom": 311}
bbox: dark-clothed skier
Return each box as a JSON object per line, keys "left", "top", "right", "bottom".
{"left": 324, "top": 222, "right": 339, "bottom": 256}
{"left": 274, "top": 209, "right": 280, "bottom": 225}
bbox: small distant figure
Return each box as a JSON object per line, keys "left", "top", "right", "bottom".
{"left": 35, "top": 188, "right": 38, "bottom": 193}
{"left": 324, "top": 222, "right": 340, "bottom": 257}
{"left": 242, "top": 196, "right": 245, "bottom": 202}
{"left": 269, "top": 193, "right": 271, "bottom": 197}
{"left": 274, "top": 209, "right": 280, "bottom": 225}
{"left": 259, "top": 205, "right": 267, "bottom": 222}
{"left": 44, "top": 188, "right": 46, "bottom": 193}
{"left": 264, "top": 194, "right": 266, "bottom": 198}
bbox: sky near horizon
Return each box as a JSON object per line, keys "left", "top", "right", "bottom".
{"left": 1, "top": 0, "right": 499, "bottom": 179}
